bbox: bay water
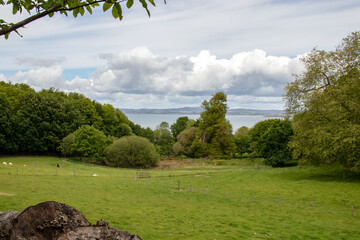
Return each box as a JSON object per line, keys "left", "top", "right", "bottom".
{"left": 126, "top": 113, "right": 282, "bottom": 132}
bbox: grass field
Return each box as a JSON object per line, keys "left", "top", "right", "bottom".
{"left": 1, "top": 156, "right": 360, "bottom": 239}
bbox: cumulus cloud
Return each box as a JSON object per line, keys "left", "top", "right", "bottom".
{"left": 86, "top": 47, "right": 303, "bottom": 98}
{"left": 6, "top": 47, "right": 304, "bottom": 109}
{"left": 11, "top": 65, "right": 64, "bottom": 91}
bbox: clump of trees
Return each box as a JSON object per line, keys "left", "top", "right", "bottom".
{"left": 285, "top": 31, "right": 360, "bottom": 173}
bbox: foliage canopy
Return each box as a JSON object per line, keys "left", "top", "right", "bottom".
{"left": 285, "top": 31, "right": 360, "bottom": 172}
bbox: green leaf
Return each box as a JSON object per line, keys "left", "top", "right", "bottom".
{"left": 126, "top": 0, "right": 133, "bottom": 8}
{"left": 73, "top": 8, "right": 79, "bottom": 18}
{"left": 4, "top": 32, "right": 9, "bottom": 40}
{"left": 12, "top": 3, "right": 19, "bottom": 14}
{"left": 48, "top": 12, "right": 54, "bottom": 17}
{"left": 85, "top": 5, "right": 92, "bottom": 14}
{"left": 115, "top": 2, "right": 123, "bottom": 20}
{"left": 79, "top": 6, "right": 85, "bottom": 16}
{"left": 103, "top": 2, "right": 113, "bottom": 12}
{"left": 148, "top": 0, "right": 155, "bottom": 7}
{"left": 111, "top": 4, "right": 119, "bottom": 18}
{"left": 139, "top": 0, "right": 150, "bottom": 17}
{"left": 91, "top": 2, "right": 100, "bottom": 8}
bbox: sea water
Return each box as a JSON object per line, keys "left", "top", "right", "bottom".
{"left": 126, "top": 113, "right": 282, "bottom": 132}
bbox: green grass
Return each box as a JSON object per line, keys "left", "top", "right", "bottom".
{"left": 1, "top": 156, "right": 360, "bottom": 239}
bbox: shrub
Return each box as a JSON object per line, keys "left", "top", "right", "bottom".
{"left": 105, "top": 136, "right": 159, "bottom": 168}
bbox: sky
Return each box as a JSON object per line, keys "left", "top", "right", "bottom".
{"left": 1, "top": 0, "right": 359, "bottom": 110}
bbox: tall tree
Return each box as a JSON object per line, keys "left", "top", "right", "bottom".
{"left": 170, "top": 116, "right": 189, "bottom": 140}
{"left": 154, "top": 121, "right": 174, "bottom": 156}
{"left": 192, "top": 92, "right": 235, "bottom": 158}
{"left": 285, "top": 31, "right": 360, "bottom": 172}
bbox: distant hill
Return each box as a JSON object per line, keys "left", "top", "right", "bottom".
{"left": 121, "top": 107, "right": 284, "bottom": 116}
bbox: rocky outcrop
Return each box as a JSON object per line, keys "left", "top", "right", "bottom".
{"left": 0, "top": 201, "right": 141, "bottom": 240}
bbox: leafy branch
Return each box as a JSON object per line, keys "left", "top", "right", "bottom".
{"left": 0, "top": 0, "right": 159, "bottom": 39}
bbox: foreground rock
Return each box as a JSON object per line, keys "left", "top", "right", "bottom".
{"left": 0, "top": 201, "right": 141, "bottom": 240}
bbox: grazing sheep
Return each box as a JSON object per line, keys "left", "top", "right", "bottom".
{"left": 92, "top": 173, "right": 97, "bottom": 177}
{"left": 9, "top": 162, "right": 13, "bottom": 166}
{"left": 24, "top": 164, "right": 26, "bottom": 167}
{"left": 2, "top": 162, "right": 7, "bottom": 165}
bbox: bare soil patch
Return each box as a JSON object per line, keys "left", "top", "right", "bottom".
{"left": 156, "top": 158, "right": 209, "bottom": 169}
{"left": 0, "top": 193, "right": 14, "bottom": 197}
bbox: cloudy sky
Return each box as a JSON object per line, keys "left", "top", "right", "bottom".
{"left": 1, "top": 0, "right": 359, "bottom": 110}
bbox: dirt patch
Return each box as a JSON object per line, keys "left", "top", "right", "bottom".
{"left": 156, "top": 158, "right": 209, "bottom": 169}
{"left": 0, "top": 193, "right": 14, "bottom": 197}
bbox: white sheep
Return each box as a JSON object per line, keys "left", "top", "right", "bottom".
{"left": 8, "top": 162, "right": 13, "bottom": 166}
{"left": 92, "top": 173, "right": 98, "bottom": 177}
{"left": 2, "top": 162, "right": 7, "bottom": 165}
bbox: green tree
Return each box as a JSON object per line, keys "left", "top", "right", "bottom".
{"left": 173, "top": 127, "right": 199, "bottom": 157}
{"left": 59, "top": 133, "right": 75, "bottom": 156}
{"left": 154, "top": 121, "right": 174, "bottom": 155}
{"left": 1, "top": 0, "right": 159, "bottom": 39}
{"left": 285, "top": 31, "right": 360, "bottom": 172}
{"left": 105, "top": 136, "right": 159, "bottom": 168}
{"left": 234, "top": 126, "right": 251, "bottom": 157}
{"left": 71, "top": 125, "right": 110, "bottom": 161}
{"left": 250, "top": 119, "right": 294, "bottom": 167}
{"left": 192, "top": 92, "right": 235, "bottom": 158}
{"left": 170, "top": 116, "right": 189, "bottom": 140}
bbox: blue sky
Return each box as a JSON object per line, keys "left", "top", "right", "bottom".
{"left": 1, "top": 0, "right": 359, "bottom": 109}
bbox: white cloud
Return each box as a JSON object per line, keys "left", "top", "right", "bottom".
{"left": 5, "top": 47, "right": 304, "bottom": 109}
{"left": 12, "top": 65, "right": 64, "bottom": 91}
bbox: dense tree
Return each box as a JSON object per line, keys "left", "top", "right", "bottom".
{"left": 250, "top": 119, "right": 294, "bottom": 167}
{"left": 173, "top": 127, "right": 199, "bottom": 157}
{"left": 285, "top": 31, "right": 360, "bottom": 172}
{"left": 192, "top": 92, "right": 235, "bottom": 158}
{"left": 105, "top": 136, "right": 159, "bottom": 168}
{"left": 234, "top": 126, "right": 251, "bottom": 157}
{"left": 1, "top": 0, "right": 160, "bottom": 39}
{"left": 71, "top": 125, "right": 111, "bottom": 160}
{"left": 0, "top": 82, "right": 150, "bottom": 155}
{"left": 154, "top": 121, "right": 174, "bottom": 155}
{"left": 170, "top": 116, "right": 189, "bottom": 140}
{"left": 59, "top": 133, "right": 75, "bottom": 156}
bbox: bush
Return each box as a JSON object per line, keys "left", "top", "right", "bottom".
{"left": 105, "top": 136, "right": 159, "bottom": 168}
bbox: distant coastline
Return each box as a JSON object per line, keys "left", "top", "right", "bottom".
{"left": 121, "top": 107, "right": 285, "bottom": 117}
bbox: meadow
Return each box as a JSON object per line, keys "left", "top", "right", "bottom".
{"left": 1, "top": 156, "right": 359, "bottom": 239}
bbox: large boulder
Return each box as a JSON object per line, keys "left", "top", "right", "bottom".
{"left": 0, "top": 201, "right": 141, "bottom": 240}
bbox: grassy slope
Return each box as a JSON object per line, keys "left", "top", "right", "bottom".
{"left": 0, "top": 156, "right": 359, "bottom": 239}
